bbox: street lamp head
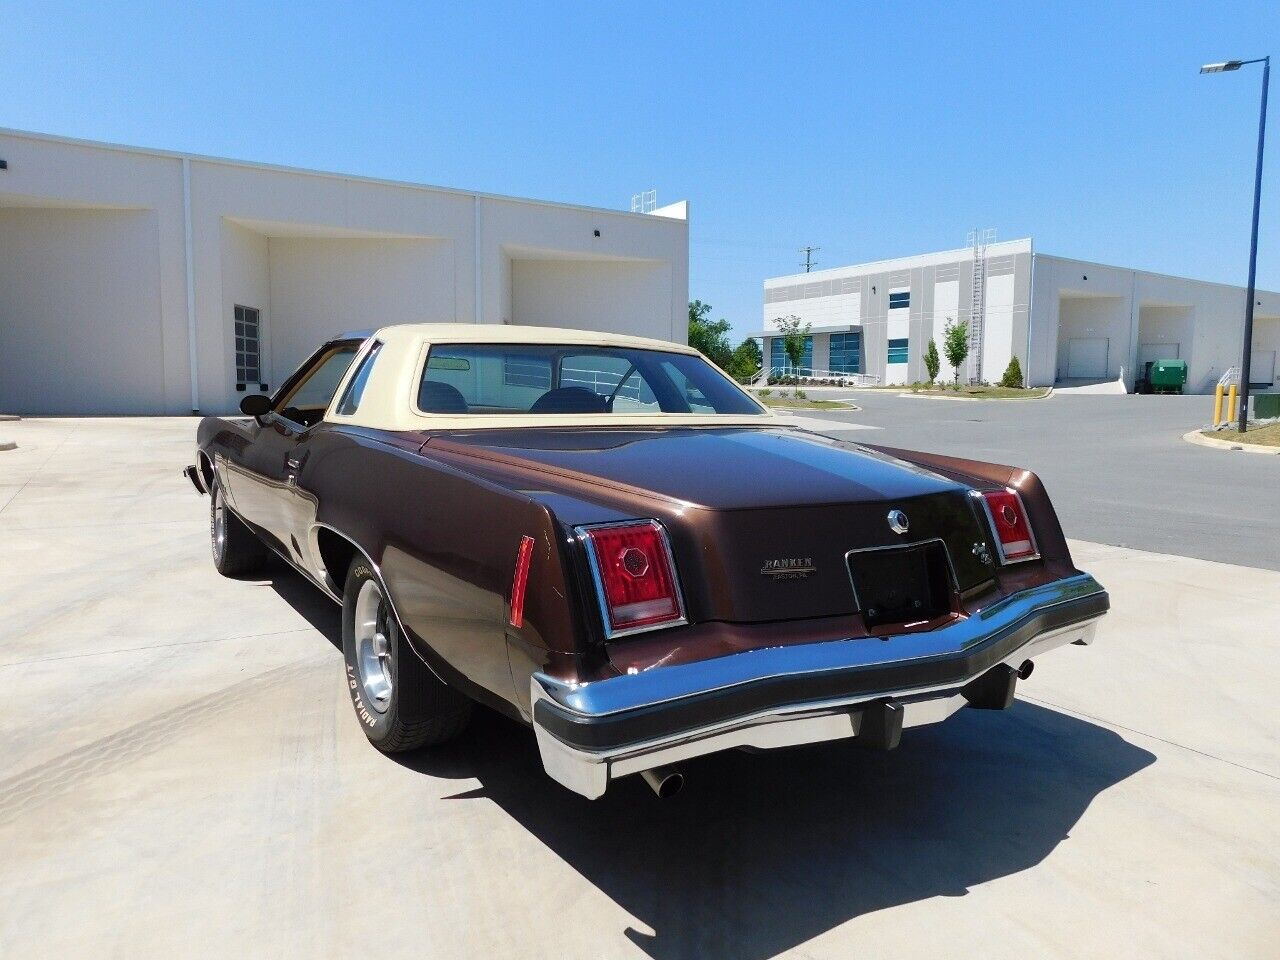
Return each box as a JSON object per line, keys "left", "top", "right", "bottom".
{"left": 1201, "top": 61, "right": 1244, "bottom": 73}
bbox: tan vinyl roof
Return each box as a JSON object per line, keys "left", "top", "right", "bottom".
{"left": 327, "top": 324, "right": 775, "bottom": 431}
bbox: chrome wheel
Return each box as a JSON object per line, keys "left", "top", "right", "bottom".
{"left": 354, "top": 578, "right": 394, "bottom": 714}
{"left": 212, "top": 486, "right": 227, "bottom": 562}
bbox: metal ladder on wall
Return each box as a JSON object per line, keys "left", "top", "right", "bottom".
{"left": 966, "top": 229, "right": 996, "bottom": 383}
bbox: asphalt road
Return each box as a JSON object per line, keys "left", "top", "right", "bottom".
{"left": 781, "top": 392, "right": 1280, "bottom": 572}
{"left": 1, "top": 417, "right": 1278, "bottom": 959}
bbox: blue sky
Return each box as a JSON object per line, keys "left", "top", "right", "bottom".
{"left": 3, "top": 1, "right": 1275, "bottom": 342}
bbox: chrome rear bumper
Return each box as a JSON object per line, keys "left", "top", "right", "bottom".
{"left": 531, "top": 573, "right": 1107, "bottom": 799}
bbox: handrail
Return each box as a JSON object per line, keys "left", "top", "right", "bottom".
{"left": 752, "top": 365, "right": 880, "bottom": 387}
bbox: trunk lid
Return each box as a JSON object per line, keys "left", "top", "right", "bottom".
{"left": 427, "top": 426, "right": 996, "bottom": 624}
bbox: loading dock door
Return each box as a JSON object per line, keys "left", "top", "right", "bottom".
{"left": 1250, "top": 350, "right": 1277, "bottom": 388}
{"left": 1066, "top": 338, "right": 1109, "bottom": 379}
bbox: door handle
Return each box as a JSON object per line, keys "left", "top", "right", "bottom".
{"left": 284, "top": 452, "right": 308, "bottom": 485}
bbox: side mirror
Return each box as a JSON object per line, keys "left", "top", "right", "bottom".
{"left": 239, "top": 394, "right": 272, "bottom": 417}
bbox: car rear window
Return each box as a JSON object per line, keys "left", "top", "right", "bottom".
{"left": 416, "top": 343, "right": 764, "bottom": 416}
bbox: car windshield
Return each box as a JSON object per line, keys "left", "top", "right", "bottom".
{"left": 417, "top": 343, "right": 764, "bottom": 416}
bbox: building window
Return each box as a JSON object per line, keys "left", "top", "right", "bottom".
{"left": 888, "top": 291, "right": 910, "bottom": 310}
{"left": 234, "top": 305, "right": 262, "bottom": 384}
{"left": 829, "top": 332, "right": 863, "bottom": 374}
{"left": 770, "top": 336, "right": 812, "bottom": 374}
{"left": 887, "top": 338, "right": 909, "bottom": 364}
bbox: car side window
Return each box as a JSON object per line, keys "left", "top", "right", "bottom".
{"left": 335, "top": 342, "right": 382, "bottom": 416}
{"left": 275, "top": 344, "right": 359, "bottom": 427}
{"left": 659, "top": 360, "right": 716, "bottom": 413}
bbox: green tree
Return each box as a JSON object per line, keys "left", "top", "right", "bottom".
{"left": 999, "top": 355, "right": 1024, "bottom": 389}
{"left": 727, "top": 337, "right": 763, "bottom": 382}
{"left": 924, "top": 339, "right": 941, "bottom": 384}
{"left": 688, "top": 300, "right": 733, "bottom": 369}
{"left": 943, "top": 319, "right": 969, "bottom": 383}
{"left": 773, "top": 315, "right": 810, "bottom": 374}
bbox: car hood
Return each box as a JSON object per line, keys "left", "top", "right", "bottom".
{"left": 424, "top": 426, "right": 960, "bottom": 510}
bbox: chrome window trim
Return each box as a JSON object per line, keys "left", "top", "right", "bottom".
{"left": 573, "top": 519, "right": 689, "bottom": 640}
{"left": 972, "top": 487, "right": 1041, "bottom": 564}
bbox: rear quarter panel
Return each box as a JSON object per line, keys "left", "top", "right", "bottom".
{"left": 300, "top": 427, "right": 595, "bottom": 720}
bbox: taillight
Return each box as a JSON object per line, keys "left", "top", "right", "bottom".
{"left": 508, "top": 535, "right": 535, "bottom": 628}
{"left": 576, "top": 520, "right": 687, "bottom": 638}
{"left": 980, "top": 489, "right": 1039, "bottom": 563}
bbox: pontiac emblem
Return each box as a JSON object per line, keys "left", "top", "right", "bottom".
{"left": 760, "top": 558, "right": 816, "bottom": 580}
{"left": 887, "top": 509, "right": 910, "bottom": 535}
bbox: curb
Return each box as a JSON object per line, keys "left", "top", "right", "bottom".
{"left": 1182, "top": 429, "right": 1280, "bottom": 455}
{"left": 0, "top": 441, "right": 15, "bottom": 452}
{"left": 894, "top": 387, "right": 1055, "bottom": 402}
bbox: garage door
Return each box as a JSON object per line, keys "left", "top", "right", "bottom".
{"left": 1250, "top": 349, "right": 1277, "bottom": 388}
{"left": 1139, "top": 342, "right": 1180, "bottom": 368}
{"left": 1067, "top": 338, "right": 1109, "bottom": 379}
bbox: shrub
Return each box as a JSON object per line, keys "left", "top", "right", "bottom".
{"left": 951, "top": 381, "right": 961, "bottom": 392}
{"left": 924, "top": 340, "right": 941, "bottom": 384}
{"left": 1000, "top": 356, "right": 1024, "bottom": 389}
{"left": 759, "top": 388, "right": 772, "bottom": 397}
{"left": 796, "top": 389, "right": 807, "bottom": 400}
{"left": 910, "top": 381, "right": 922, "bottom": 393}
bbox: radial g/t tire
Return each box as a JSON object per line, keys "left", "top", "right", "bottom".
{"left": 342, "top": 558, "right": 471, "bottom": 752}
{"left": 210, "top": 479, "right": 267, "bottom": 577}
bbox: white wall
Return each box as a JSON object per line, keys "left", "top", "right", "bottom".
{"left": 266, "top": 237, "right": 452, "bottom": 383}
{"left": 510, "top": 259, "right": 672, "bottom": 338}
{"left": 0, "top": 208, "right": 167, "bottom": 414}
{"left": 0, "top": 128, "right": 689, "bottom": 414}
{"left": 931, "top": 279, "right": 959, "bottom": 378}
{"left": 219, "top": 221, "right": 271, "bottom": 386}
{"left": 981, "top": 273, "right": 1015, "bottom": 382}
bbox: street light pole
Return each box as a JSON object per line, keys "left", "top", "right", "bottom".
{"left": 1202, "top": 56, "right": 1270, "bottom": 433}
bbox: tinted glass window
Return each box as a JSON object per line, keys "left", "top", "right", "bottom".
{"left": 769, "top": 336, "right": 812, "bottom": 374}
{"left": 888, "top": 291, "right": 910, "bottom": 309}
{"left": 887, "top": 338, "right": 909, "bottom": 364}
{"left": 417, "top": 344, "right": 763, "bottom": 416}
{"left": 829, "top": 332, "right": 863, "bottom": 374}
{"left": 276, "top": 345, "right": 359, "bottom": 425}
{"left": 336, "top": 341, "right": 382, "bottom": 415}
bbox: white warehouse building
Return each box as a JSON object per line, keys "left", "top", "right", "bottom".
{"left": 0, "top": 128, "right": 689, "bottom": 415}
{"left": 759, "top": 238, "right": 1280, "bottom": 394}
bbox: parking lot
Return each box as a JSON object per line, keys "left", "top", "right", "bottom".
{"left": 2, "top": 406, "right": 1278, "bottom": 959}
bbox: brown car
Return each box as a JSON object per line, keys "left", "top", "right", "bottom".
{"left": 186, "top": 324, "right": 1108, "bottom": 799}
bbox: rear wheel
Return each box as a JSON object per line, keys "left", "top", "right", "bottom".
{"left": 210, "top": 480, "right": 267, "bottom": 576}
{"left": 342, "top": 558, "right": 471, "bottom": 751}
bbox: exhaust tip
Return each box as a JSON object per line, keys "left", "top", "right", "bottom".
{"left": 1017, "top": 659, "right": 1035, "bottom": 680}
{"left": 640, "top": 766, "right": 684, "bottom": 799}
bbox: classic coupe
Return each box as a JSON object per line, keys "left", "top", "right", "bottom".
{"left": 186, "top": 324, "right": 1108, "bottom": 799}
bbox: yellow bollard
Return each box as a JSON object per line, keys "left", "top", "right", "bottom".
{"left": 1227, "top": 383, "right": 1238, "bottom": 426}
{"left": 1214, "top": 384, "right": 1225, "bottom": 426}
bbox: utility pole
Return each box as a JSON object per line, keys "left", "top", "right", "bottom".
{"left": 800, "top": 246, "right": 820, "bottom": 273}
{"left": 1201, "top": 56, "right": 1270, "bottom": 433}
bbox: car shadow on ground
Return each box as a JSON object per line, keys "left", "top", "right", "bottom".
{"left": 396, "top": 699, "right": 1156, "bottom": 960}
{"left": 259, "top": 555, "right": 343, "bottom": 652}
{"left": 256, "top": 562, "right": 1156, "bottom": 959}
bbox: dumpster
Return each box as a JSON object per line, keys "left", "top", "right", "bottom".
{"left": 1255, "top": 393, "right": 1280, "bottom": 419}
{"left": 1148, "top": 359, "right": 1188, "bottom": 394}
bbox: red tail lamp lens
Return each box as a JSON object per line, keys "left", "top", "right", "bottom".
{"left": 981, "top": 489, "right": 1038, "bottom": 562}
{"left": 508, "top": 535, "right": 535, "bottom": 628}
{"left": 581, "top": 521, "right": 685, "bottom": 637}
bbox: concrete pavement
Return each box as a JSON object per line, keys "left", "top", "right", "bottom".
{"left": 1, "top": 416, "right": 1278, "bottom": 959}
